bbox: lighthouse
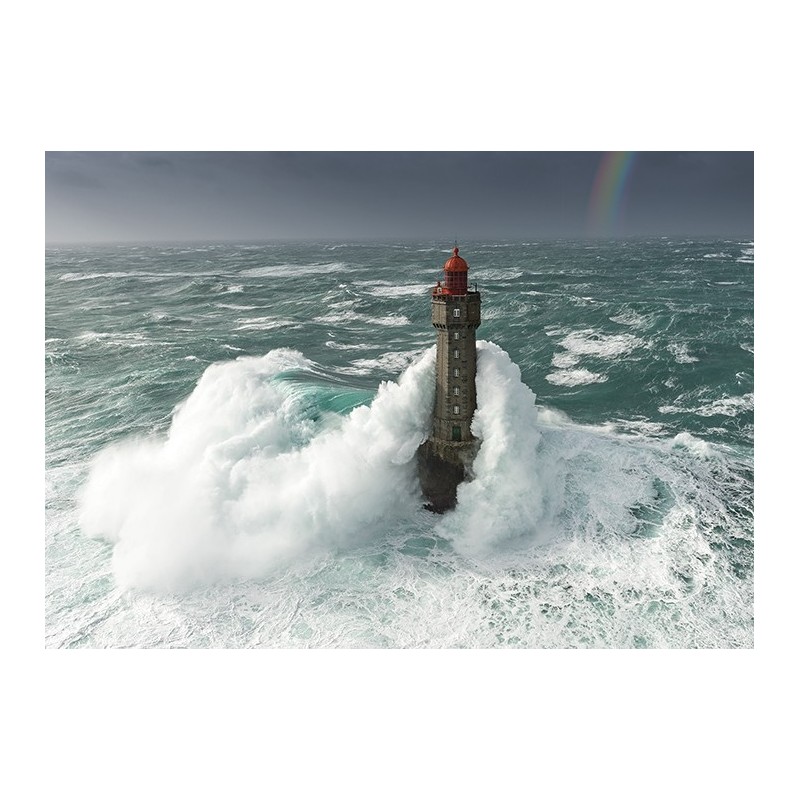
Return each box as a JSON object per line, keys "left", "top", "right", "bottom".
{"left": 417, "top": 246, "right": 482, "bottom": 512}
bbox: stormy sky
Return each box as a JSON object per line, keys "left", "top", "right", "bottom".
{"left": 45, "top": 151, "right": 753, "bottom": 243}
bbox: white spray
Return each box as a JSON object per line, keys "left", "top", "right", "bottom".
{"left": 438, "top": 341, "right": 554, "bottom": 555}
{"left": 79, "top": 347, "right": 439, "bottom": 590}
{"left": 80, "top": 340, "right": 559, "bottom": 589}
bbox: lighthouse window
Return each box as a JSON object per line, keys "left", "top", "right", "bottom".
{"left": 453, "top": 405, "right": 460, "bottom": 415}
{"left": 453, "top": 386, "right": 460, "bottom": 396}
{"left": 453, "top": 308, "right": 461, "bottom": 318}
{"left": 454, "top": 332, "right": 460, "bottom": 340}
{"left": 454, "top": 349, "right": 460, "bottom": 359}
{"left": 454, "top": 368, "right": 460, "bottom": 377}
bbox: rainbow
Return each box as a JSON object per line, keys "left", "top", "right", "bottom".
{"left": 587, "top": 151, "right": 636, "bottom": 237}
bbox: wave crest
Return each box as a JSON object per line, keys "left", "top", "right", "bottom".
{"left": 79, "top": 347, "right": 435, "bottom": 590}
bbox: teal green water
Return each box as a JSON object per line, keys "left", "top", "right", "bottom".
{"left": 45, "top": 239, "right": 753, "bottom": 647}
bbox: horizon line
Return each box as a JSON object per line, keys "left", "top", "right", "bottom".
{"left": 45, "top": 232, "right": 755, "bottom": 247}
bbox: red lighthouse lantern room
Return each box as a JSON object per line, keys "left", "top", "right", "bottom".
{"left": 441, "top": 247, "right": 469, "bottom": 295}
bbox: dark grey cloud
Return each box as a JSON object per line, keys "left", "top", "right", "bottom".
{"left": 45, "top": 151, "right": 753, "bottom": 242}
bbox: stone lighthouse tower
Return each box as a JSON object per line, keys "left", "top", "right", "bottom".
{"left": 417, "top": 246, "right": 482, "bottom": 512}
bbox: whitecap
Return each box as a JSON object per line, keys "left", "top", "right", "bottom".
{"left": 234, "top": 317, "right": 298, "bottom": 331}
{"left": 609, "top": 310, "right": 651, "bottom": 328}
{"left": 315, "top": 310, "right": 410, "bottom": 327}
{"left": 59, "top": 271, "right": 130, "bottom": 282}
{"left": 695, "top": 394, "right": 753, "bottom": 417}
{"left": 339, "top": 349, "right": 427, "bottom": 376}
{"left": 240, "top": 262, "right": 347, "bottom": 278}
{"left": 558, "top": 329, "right": 643, "bottom": 359}
{"left": 368, "top": 284, "right": 431, "bottom": 298}
{"left": 74, "top": 331, "right": 149, "bottom": 347}
{"left": 545, "top": 368, "right": 608, "bottom": 386}
{"left": 375, "top": 314, "right": 411, "bottom": 327}
{"left": 671, "top": 432, "right": 715, "bottom": 458}
{"left": 667, "top": 343, "right": 699, "bottom": 364}
{"left": 474, "top": 269, "right": 523, "bottom": 281}
{"left": 325, "top": 341, "right": 376, "bottom": 351}
{"left": 659, "top": 393, "right": 753, "bottom": 418}
{"left": 551, "top": 352, "right": 580, "bottom": 369}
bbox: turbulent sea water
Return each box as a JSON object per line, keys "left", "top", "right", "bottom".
{"left": 45, "top": 239, "right": 754, "bottom": 648}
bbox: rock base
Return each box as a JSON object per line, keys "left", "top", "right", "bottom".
{"left": 416, "top": 439, "right": 476, "bottom": 513}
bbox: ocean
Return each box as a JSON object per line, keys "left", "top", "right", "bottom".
{"left": 45, "top": 239, "right": 754, "bottom": 648}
